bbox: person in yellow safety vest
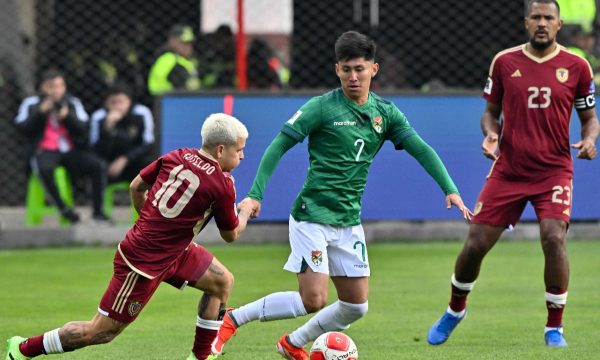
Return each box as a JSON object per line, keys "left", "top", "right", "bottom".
{"left": 557, "top": 0, "right": 596, "bottom": 32}
{"left": 147, "top": 24, "right": 201, "bottom": 95}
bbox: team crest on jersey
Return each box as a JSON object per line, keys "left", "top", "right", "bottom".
{"left": 311, "top": 251, "right": 323, "bottom": 266}
{"left": 372, "top": 116, "right": 383, "bottom": 133}
{"left": 128, "top": 301, "right": 142, "bottom": 316}
{"left": 556, "top": 68, "right": 569, "bottom": 83}
{"left": 473, "top": 201, "right": 483, "bottom": 216}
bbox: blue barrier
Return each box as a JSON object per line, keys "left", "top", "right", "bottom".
{"left": 161, "top": 94, "right": 599, "bottom": 221}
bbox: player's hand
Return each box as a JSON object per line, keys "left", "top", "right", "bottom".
{"left": 445, "top": 193, "right": 473, "bottom": 221}
{"left": 481, "top": 132, "right": 499, "bottom": 160}
{"left": 238, "top": 197, "right": 261, "bottom": 218}
{"left": 571, "top": 139, "right": 597, "bottom": 160}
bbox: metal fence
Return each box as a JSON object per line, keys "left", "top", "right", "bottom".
{"left": 0, "top": 0, "right": 580, "bottom": 206}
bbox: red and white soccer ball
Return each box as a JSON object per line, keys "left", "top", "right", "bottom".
{"left": 310, "top": 331, "right": 358, "bottom": 360}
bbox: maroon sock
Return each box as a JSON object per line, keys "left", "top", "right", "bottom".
{"left": 546, "top": 289, "right": 567, "bottom": 328}
{"left": 449, "top": 284, "right": 470, "bottom": 313}
{"left": 192, "top": 326, "right": 218, "bottom": 360}
{"left": 19, "top": 335, "right": 46, "bottom": 357}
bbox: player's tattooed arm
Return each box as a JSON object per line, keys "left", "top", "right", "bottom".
{"left": 130, "top": 174, "right": 151, "bottom": 214}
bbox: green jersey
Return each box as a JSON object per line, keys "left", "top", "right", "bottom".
{"left": 282, "top": 88, "right": 416, "bottom": 226}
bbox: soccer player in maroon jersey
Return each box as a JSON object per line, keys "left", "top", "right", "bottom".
{"left": 427, "top": 0, "right": 600, "bottom": 348}
{"left": 6, "top": 113, "right": 254, "bottom": 360}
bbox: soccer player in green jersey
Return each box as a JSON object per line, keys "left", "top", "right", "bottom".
{"left": 211, "top": 31, "right": 472, "bottom": 360}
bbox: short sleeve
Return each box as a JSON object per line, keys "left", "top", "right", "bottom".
{"left": 576, "top": 58, "right": 594, "bottom": 98}
{"left": 483, "top": 53, "right": 504, "bottom": 104}
{"left": 386, "top": 104, "right": 417, "bottom": 150}
{"left": 212, "top": 175, "right": 239, "bottom": 231}
{"left": 139, "top": 157, "right": 162, "bottom": 185}
{"left": 281, "top": 96, "right": 322, "bottom": 142}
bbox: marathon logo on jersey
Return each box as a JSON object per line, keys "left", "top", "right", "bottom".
{"left": 372, "top": 116, "right": 383, "bottom": 133}
{"left": 483, "top": 77, "right": 493, "bottom": 95}
{"left": 556, "top": 68, "right": 569, "bottom": 83}
{"left": 286, "top": 110, "right": 302, "bottom": 125}
{"left": 128, "top": 301, "right": 143, "bottom": 316}
{"left": 311, "top": 250, "right": 323, "bottom": 266}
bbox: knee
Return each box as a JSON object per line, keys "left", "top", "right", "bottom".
{"left": 541, "top": 233, "right": 566, "bottom": 255}
{"left": 214, "top": 269, "right": 234, "bottom": 298}
{"left": 339, "top": 300, "right": 368, "bottom": 322}
{"left": 462, "top": 238, "right": 490, "bottom": 259}
{"left": 301, "top": 292, "right": 328, "bottom": 313}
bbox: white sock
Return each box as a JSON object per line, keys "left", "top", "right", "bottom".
{"left": 43, "top": 328, "right": 64, "bottom": 354}
{"left": 446, "top": 305, "right": 466, "bottom": 318}
{"left": 231, "top": 291, "right": 307, "bottom": 327}
{"left": 289, "top": 300, "right": 368, "bottom": 347}
{"left": 197, "top": 316, "right": 222, "bottom": 330}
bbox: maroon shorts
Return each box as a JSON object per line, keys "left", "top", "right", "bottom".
{"left": 471, "top": 175, "right": 572, "bottom": 227}
{"left": 98, "top": 242, "right": 214, "bottom": 324}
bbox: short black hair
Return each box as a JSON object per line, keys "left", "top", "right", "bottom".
{"left": 39, "top": 68, "right": 65, "bottom": 84}
{"left": 334, "top": 31, "right": 376, "bottom": 62}
{"left": 526, "top": 0, "right": 560, "bottom": 16}
{"left": 105, "top": 83, "right": 133, "bottom": 99}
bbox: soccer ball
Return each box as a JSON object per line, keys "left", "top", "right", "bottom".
{"left": 310, "top": 331, "right": 358, "bottom": 360}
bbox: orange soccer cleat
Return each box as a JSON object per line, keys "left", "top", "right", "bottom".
{"left": 276, "top": 334, "right": 308, "bottom": 360}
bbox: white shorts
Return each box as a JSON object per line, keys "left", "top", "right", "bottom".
{"left": 283, "top": 215, "right": 370, "bottom": 277}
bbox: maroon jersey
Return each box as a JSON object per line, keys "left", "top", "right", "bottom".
{"left": 118, "top": 148, "right": 239, "bottom": 279}
{"left": 483, "top": 44, "right": 595, "bottom": 180}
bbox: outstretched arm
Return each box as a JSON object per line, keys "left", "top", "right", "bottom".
{"left": 402, "top": 134, "right": 472, "bottom": 220}
{"left": 571, "top": 108, "right": 599, "bottom": 160}
{"left": 243, "top": 132, "right": 298, "bottom": 217}
{"left": 480, "top": 102, "right": 502, "bottom": 160}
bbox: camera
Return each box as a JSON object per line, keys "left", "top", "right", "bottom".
{"left": 53, "top": 99, "right": 67, "bottom": 112}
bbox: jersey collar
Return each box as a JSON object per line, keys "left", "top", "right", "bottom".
{"left": 521, "top": 43, "right": 562, "bottom": 63}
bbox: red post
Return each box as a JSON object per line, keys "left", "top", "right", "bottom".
{"left": 236, "top": 0, "right": 248, "bottom": 90}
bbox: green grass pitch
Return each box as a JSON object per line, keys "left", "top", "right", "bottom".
{"left": 2, "top": 240, "right": 600, "bottom": 359}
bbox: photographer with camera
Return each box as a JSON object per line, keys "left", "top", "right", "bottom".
{"left": 14, "top": 69, "right": 110, "bottom": 224}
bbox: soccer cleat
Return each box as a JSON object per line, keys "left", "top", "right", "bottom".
{"left": 427, "top": 310, "right": 466, "bottom": 345}
{"left": 276, "top": 334, "right": 308, "bottom": 360}
{"left": 5, "top": 336, "right": 31, "bottom": 360}
{"left": 545, "top": 328, "right": 568, "bottom": 347}
{"left": 211, "top": 309, "right": 237, "bottom": 355}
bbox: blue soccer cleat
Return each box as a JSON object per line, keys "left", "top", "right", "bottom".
{"left": 427, "top": 310, "right": 466, "bottom": 345}
{"left": 545, "top": 328, "right": 567, "bottom": 347}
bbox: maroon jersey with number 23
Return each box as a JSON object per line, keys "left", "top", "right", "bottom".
{"left": 483, "top": 44, "right": 595, "bottom": 180}
{"left": 118, "top": 148, "right": 239, "bottom": 279}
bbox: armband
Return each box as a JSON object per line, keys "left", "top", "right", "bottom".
{"left": 575, "top": 94, "right": 595, "bottom": 110}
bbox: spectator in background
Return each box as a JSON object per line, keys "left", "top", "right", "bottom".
{"left": 14, "top": 69, "right": 109, "bottom": 224}
{"left": 147, "top": 24, "right": 201, "bottom": 96}
{"left": 203, "top": 24, "right": 236, "bottom": 88}
{"left": 90, "top": 84, "right": 155, "bottom": 183}
{"left": 566, "top": 26, "right": 600, "bottom": 86}
{"left": 247, "top": 38, "right": 283, "bottom": 90}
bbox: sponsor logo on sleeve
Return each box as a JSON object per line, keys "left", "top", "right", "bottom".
{"left": 589, "top": 79, "right": 595, "bottom": 94}
{"left": 286, "top": 110, "right": 302, "bottom": 125}
{"left": 483, "top": 77, "right": 493, "bottom": 94}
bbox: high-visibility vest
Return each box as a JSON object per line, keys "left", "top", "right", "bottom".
{"left": 147, "top": 51, "right": 201, "bottom": 95}
{"left": 557, "top": 0, "right": 596, "bottom": 32}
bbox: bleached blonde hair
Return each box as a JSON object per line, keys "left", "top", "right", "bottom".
{"left": 201, "top": 113, "right": 248, "bottom": 149}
